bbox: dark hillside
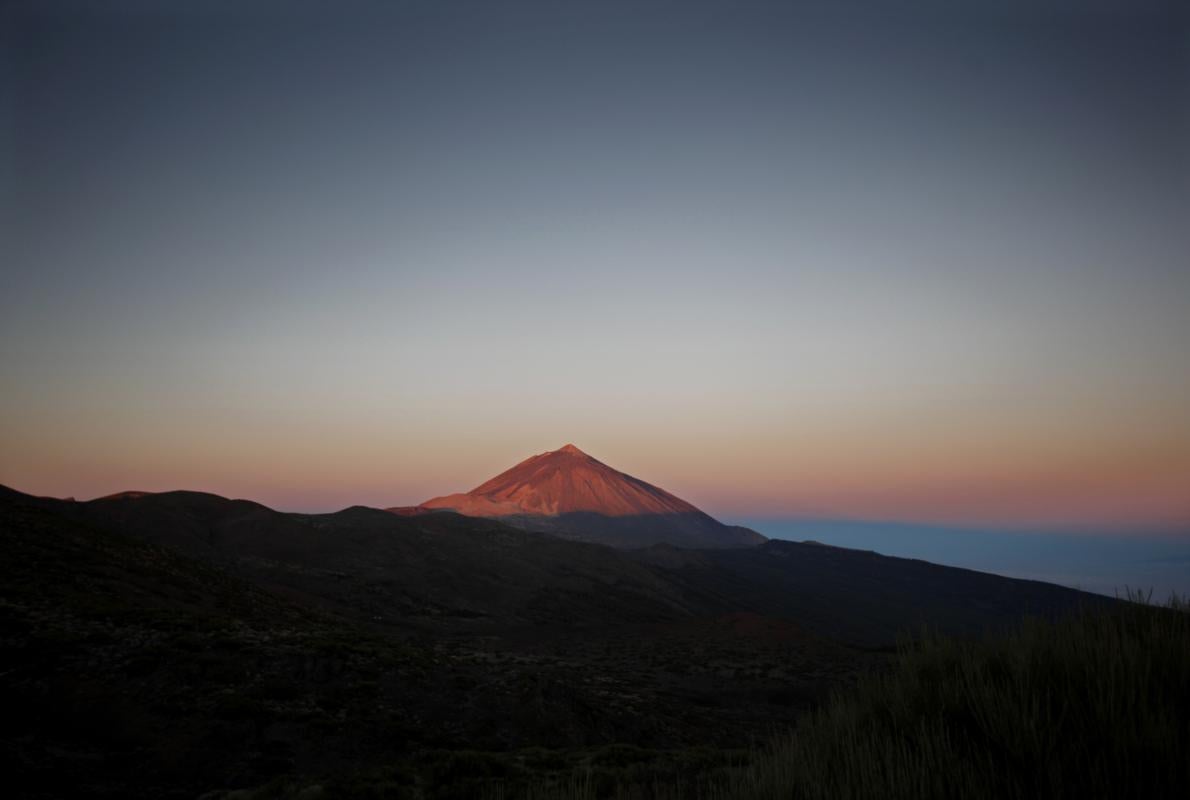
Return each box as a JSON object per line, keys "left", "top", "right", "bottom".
{"left": 19, "top": 486, "right": 1107, "bottom": 644}
{"left": 0, "top": 484, "right": 1126, "bottom": 798}
{"left": 633, "top": 539, "right": 1107, "bottom": 645}
{"left": 0, "top": 487, "right": 873, "bottom": 798}
{"left": 76, "top": 493, "right": 700, "bottom": 627}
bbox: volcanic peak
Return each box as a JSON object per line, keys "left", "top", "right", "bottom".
{"left": 419, "top": 444, "right": 698, "bottom": 519}
{"left": 401, "top": 444, "right": 768, "bottom": 548}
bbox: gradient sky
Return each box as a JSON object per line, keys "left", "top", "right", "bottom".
{"left": 3, "top": 0, "right": 1188, "bottom": 527}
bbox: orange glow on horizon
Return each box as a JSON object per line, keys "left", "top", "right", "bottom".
{"left": 3, "top": 430, "right": 1187, "bottom": 531}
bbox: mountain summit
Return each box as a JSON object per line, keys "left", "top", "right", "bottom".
{"left": 420, "top": 444, "right": 701, "bottom": 518}
{"left": 401, "top": 445, "right": 766, "bottom": 549}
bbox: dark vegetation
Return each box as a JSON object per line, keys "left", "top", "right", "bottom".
{"left": 502, "top": 592, "right": 1189, "bottom": 799}
{"left": 724, "top": 592, "right": 1190, "bottom": 800}
{"left": 2, "top": 484, "right": 1181, "bottom": 798}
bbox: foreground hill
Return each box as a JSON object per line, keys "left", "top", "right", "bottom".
{"left": 0, "top": 485, "right": 871, "bottom": 799}
{"left": 404, "top": 444, "right": 766, "bottom": 549}
{"left": 1, "top": 485, "right": 875, "bottom": 799}
{"left": 0, "top": 483, "right": 1125, "bottom": 798}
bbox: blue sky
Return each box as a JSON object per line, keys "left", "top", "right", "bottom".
{"left": 3, "top": 1, "right": 1187, "bottom": 528}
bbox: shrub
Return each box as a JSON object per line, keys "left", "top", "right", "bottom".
{"left": 499, "top": 595, "right": 1190, "bottom": 799}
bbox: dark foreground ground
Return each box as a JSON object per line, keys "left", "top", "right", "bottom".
{"left": 5, "top": 486, "right": 1181, "bottom": 799}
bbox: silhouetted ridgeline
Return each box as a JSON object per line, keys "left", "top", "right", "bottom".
{"left": 5, "top": 484, "right": 1100, "bottom": 644}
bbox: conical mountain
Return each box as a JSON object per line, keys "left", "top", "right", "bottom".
{"left": 404, "top": 445, "right": 765, "bottom": 549}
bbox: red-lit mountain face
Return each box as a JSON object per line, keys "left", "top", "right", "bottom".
{"left": 398, "top": 445, "right": 766, "bottom": 549}
{"left": 421, "top": 444, "right": 701, "bottom": 518}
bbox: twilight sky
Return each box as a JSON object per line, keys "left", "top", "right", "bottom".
{"left": 2, "top": 0, "right": 1188, "bottom": 528}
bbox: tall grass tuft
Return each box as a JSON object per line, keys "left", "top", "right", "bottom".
{"left": 498, "top": 592, "right": 1190, "bottom": 799}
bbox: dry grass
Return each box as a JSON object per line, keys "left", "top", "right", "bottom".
{"left": 500, "top": 591, "right": 1190, "bottom": 800}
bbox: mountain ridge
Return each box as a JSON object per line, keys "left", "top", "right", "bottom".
{"left": 0, "top": 481, "right": 1108, "bottom": 646}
